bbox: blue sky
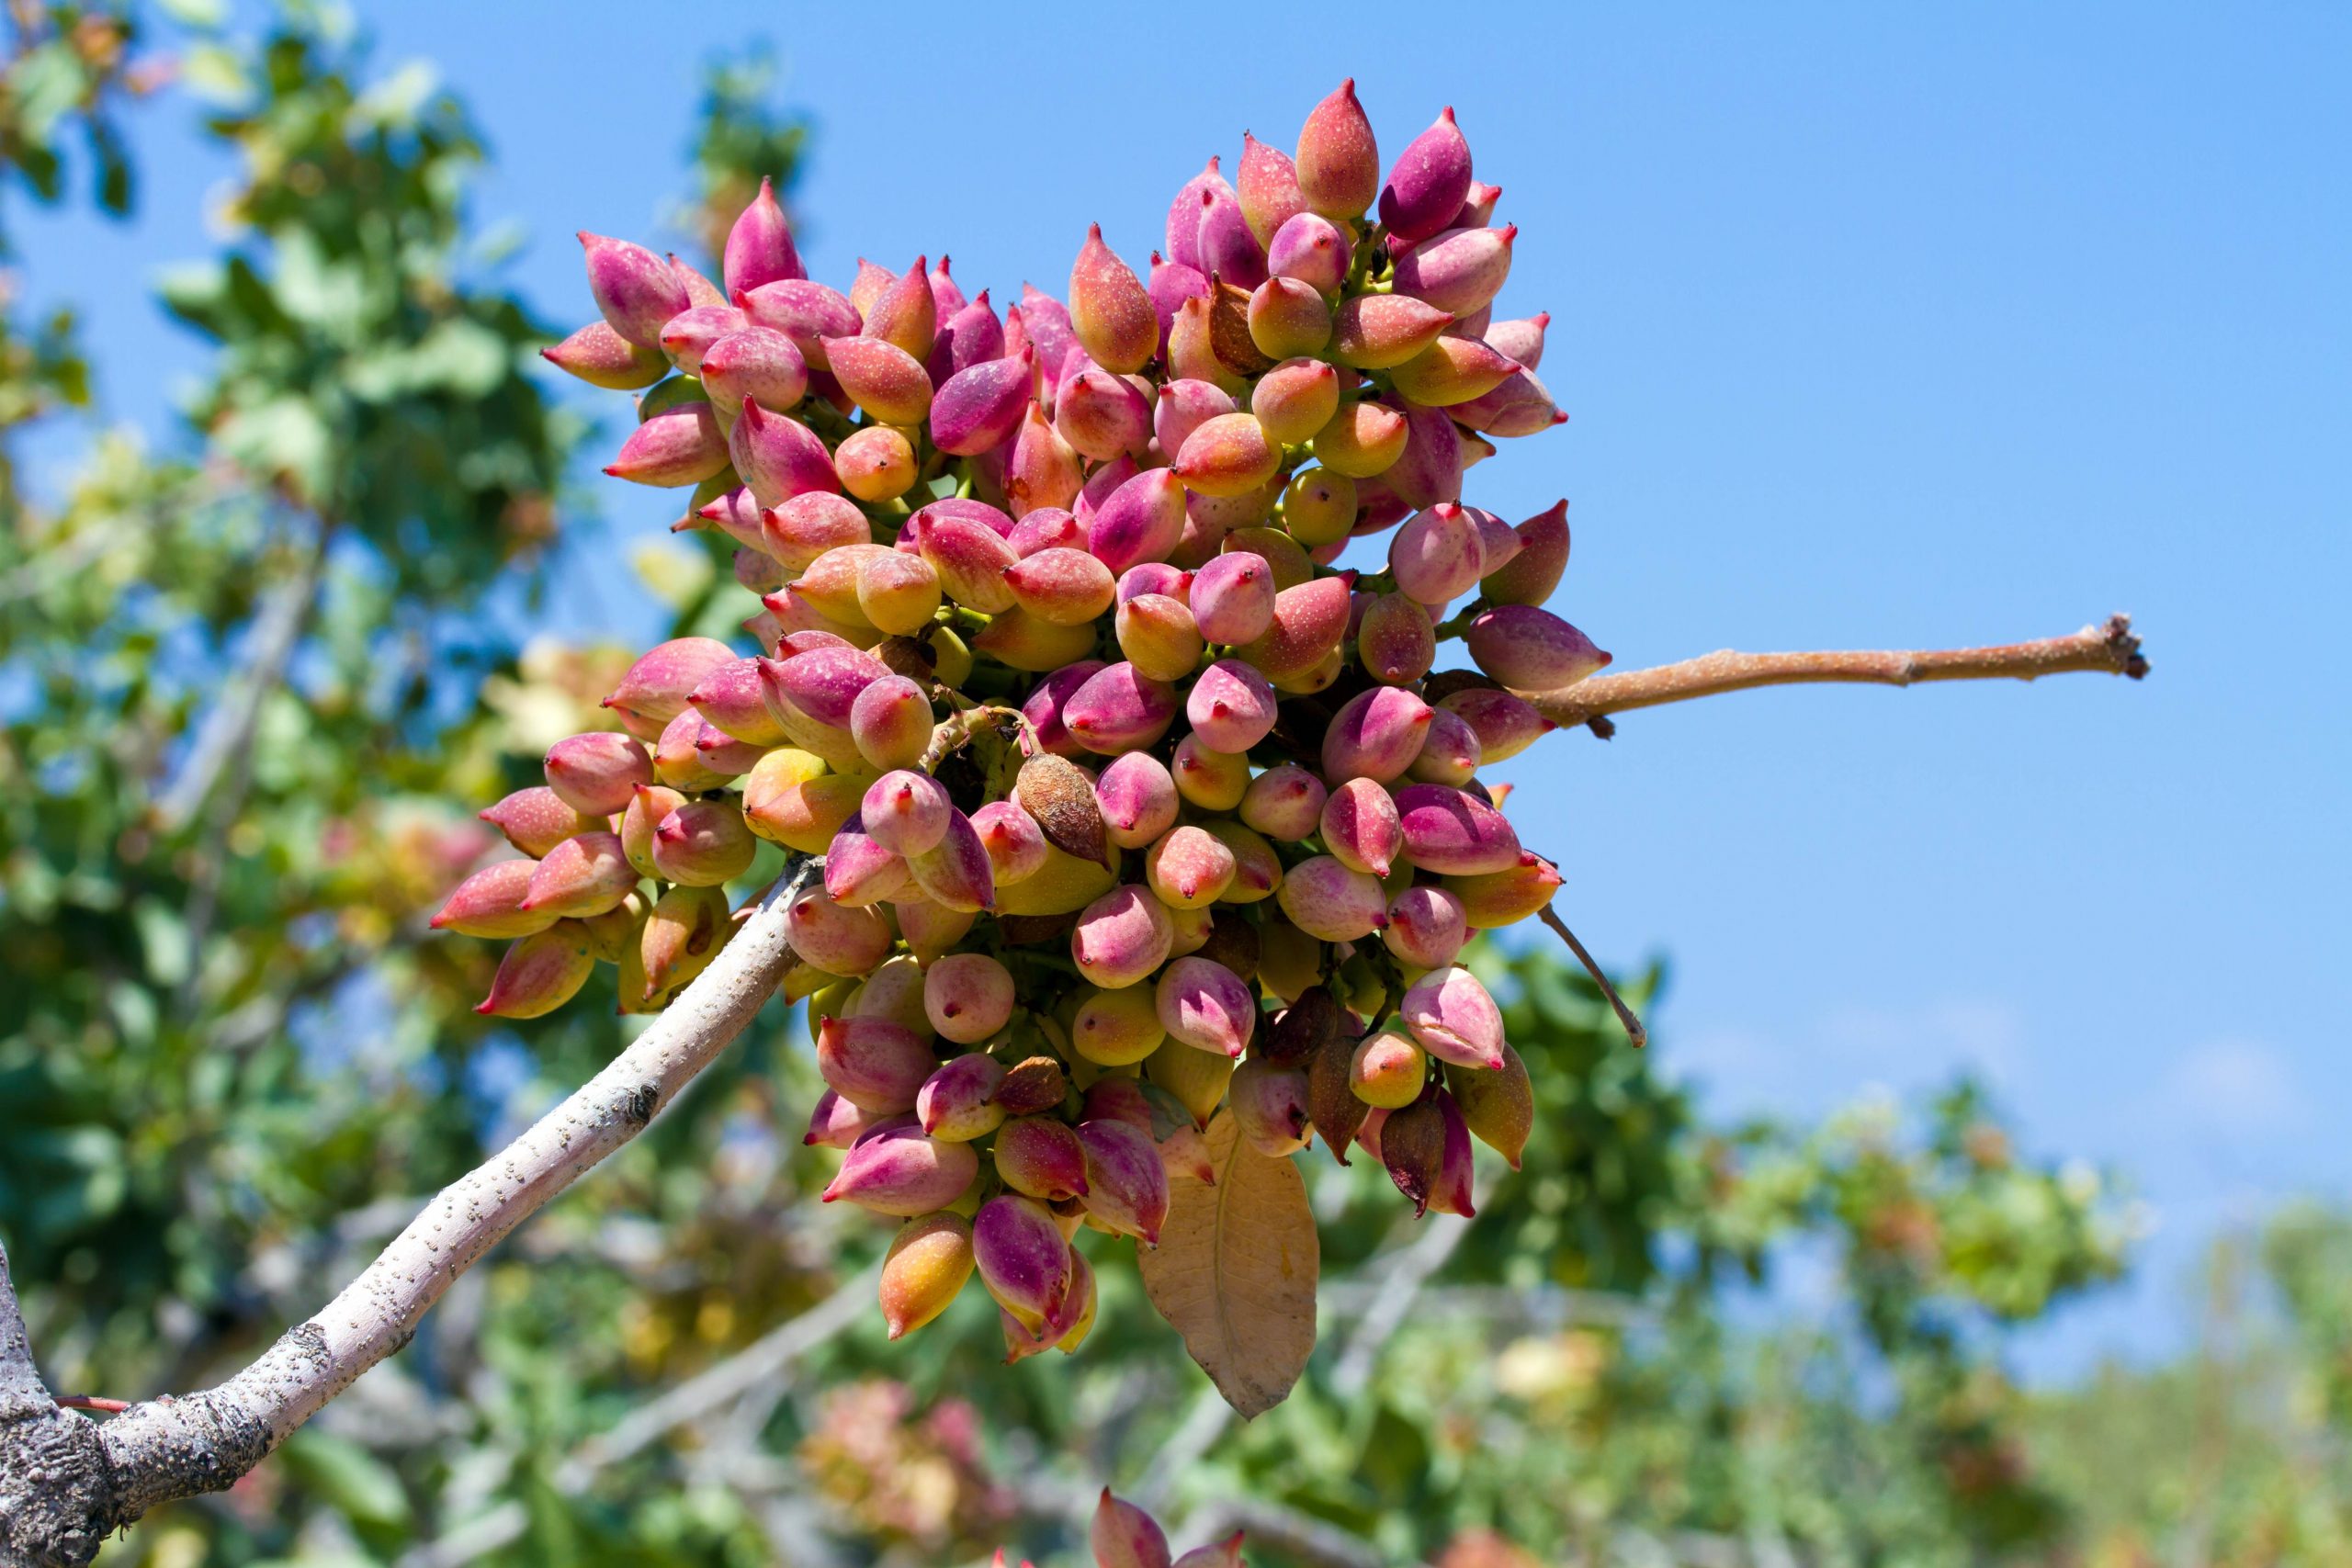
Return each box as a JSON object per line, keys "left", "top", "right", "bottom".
{"left": 17, "top": 2, "right": 2349, "bottom": 1377}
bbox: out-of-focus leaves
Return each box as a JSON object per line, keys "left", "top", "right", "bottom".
{"left": 277, "top": 1429, "right": 412, "bottom": 1531}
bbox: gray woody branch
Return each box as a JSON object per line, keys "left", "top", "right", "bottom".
{"left": 0, "top": 862, "right": 812, "bottom": 1566}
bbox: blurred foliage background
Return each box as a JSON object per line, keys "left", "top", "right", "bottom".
{"left": 1, "top": 6, "right": 2343, "bottom": 1566}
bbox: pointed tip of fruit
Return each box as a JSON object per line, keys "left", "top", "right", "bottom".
{"left": 1441, "top": 106, "right": 1457, "bottom": 124}
{"left": 473, "top": 998, "right": 495, "bottom": 1015}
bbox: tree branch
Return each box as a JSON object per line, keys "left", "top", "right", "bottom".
{"left": 1526, "top": 614, "right": 2147, "bottom": 732}
{"left": 0, "top": 858, "right": 815, "bottom": 1566}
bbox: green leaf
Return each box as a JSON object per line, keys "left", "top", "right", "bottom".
{"left": 181, "top": 42, "right": 254, "bottom": 106}
{"left": 215, "top": 396, "right": 331, "bottom": 501}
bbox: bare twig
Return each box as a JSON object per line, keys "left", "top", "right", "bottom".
{"left": 164, "top": 530, "right": 331, "bottom": 1010}
{"left": 1537, "top": 906, "right": 1648, "bottom": 1049}
{"left": 556, "top": 1260, "right": 876, "bottom": 1488}
{"left": 151, "top": 531, "right": 329, "bottom": 834}
{"left": 1185, "top": 1498, "right": 1418, "bottom": 1568}
{"left": 49, "top": 1396, "right": 129, "bottom": 1416}
{"left": 1527, "top": 614, "right": 2147, "bottom": 730}
{"left": 0, "top": 858, "right": 815, "bottom": 1566}
{"left": 1329, "top": 1201, "right": 1484, "bottom": 1400}
{"left": 390, "top": 1260, "right": 874, "bottom": 1568}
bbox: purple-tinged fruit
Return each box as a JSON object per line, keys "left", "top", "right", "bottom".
{"left": 1320, "top": 777, "right": 1404, "bottom": 878}
{"left": 432, "top": 860, "right": 558, "bottom": 940}
{"left": 1239, "top": 761, "right": 1328, "bottom": 840}
{"left": 1069, "top": 224, "right": 1157, "bottom": 374}
{"left": 1393, "top": 784, "right": 1524, "bottom": 875}
{"left": 1072, "top": 885, "right": 1176, "bottom": 988}
{"left": 652, "top": 798, "right": 755, "bottom": 886}
{"left": 1393, "top": 224, "right": 1517, "bottom": 316}
{"left": 1466, "top": 604, "right": 1611, "bottom": 690}
{"left": 1385, "top": 886, "right": 1469, "bottom": 968}
{"left": 1321, "top": 685, "right": 1434, "bottom": 783}
{"left": 1185, "top": 658, "right": 1279, "bottom": 752}
{"left": 543, "top": 319, "right": 667, "bottom": 389}
{"left": 605, "top": 403, "right": 728, "bottom": 487}
{"left": 1095, "top": 751, "right": 1181, "bottom": 850}
{"left": 580, "top": 231, "right": 689, "bottom": 348}
{"left": 785, "top": 884, "right": 895, "bottom": 976}
{"left": 974, "top": 1193, "right": 1072, "bottom": 1331}
{"left": 823, "top": 1123, "right": 978, "bottom": 1215}
{"left": 1230, "top": 1057, "right": 1311, "bottom": 1156}
{"left": 918, "top": 1053, "right": 1008, "bottom": 1142}
{"left": 924, "top": 952, "right": 1015, "bottom": 1044}
{"left": 477, "top": 924, "right": 597, "bottom": 1018}
{"left": 1380, "top": 106, "right": 1476, "bottom": 246}
{"left": 1399, "top": 964, "right": 1505, "bottom": 1070}
{"left": 1295, "top": 80, "right": 1380, "bottom": 220}
{"left": 1276, "top": 854, "right": 1387, "bottom": 942}
{"left": 520, "top": 832, "right": 637, "bottom": 919}
{"left": 1330, "top": 294, "right": 1454, "bottom": 370}
{"left": 481, "top": 788, "right": 602, "bottom": 861}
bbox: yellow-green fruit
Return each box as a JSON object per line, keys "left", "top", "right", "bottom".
{"left": 1442, "top": 856, "right": 1563, "bottom": 927}
{"left": 878, "top": 1212, "right": 975, "bottom": 1339}
{"left": 1170, "top": 737, "right": 1250, "bottom": 812}
{"left": 1200, "top": 820, "right": 1283, "bottom": 904}
{"left": 1272, "top": 645, "right": 1344, "bottom": 695}
{"left": 1338, "top": 951, "right": 1387, "bottom": 1019}
{"left": 1166, "top": 900, "right": 1215, "bottom": 956}
{"left": 740, "top": 750, "right": 851, "bottom": 850}
{"left": 1258, "top": 915, "right": 1323, "bottom": 1001}
{"left": 1445, "top": 1044, "right": 1534, "bottom": 1169}
{"left": 1073, "top": 984, "right": 1167, "bottom": 1065}
{"left": 972, "top": 606, "right": 1101, "bottom": 672}
{"left": 1222, "top": 526, "right": 1315, "bottom": 592}
{"left": 995, "top": 842, "right": 1120, "bottom": 917}
{"left": 807, "top": 977, "right": 858, "bottom": 1047}
{"left": 1147, "top": 1039, "right": 1238, "bottom": 1126}
{"left": 1280, "top": 468, "right": 1358, "bottom": 547}
{"left": 1350, "top": 1029, "right": 1427, "bottom": 1109}
{"left": 924, "top": 626, "right": 974, "bottom": 688}
{"left": 850, "top": 953, "right": 934, "bottom": 1038}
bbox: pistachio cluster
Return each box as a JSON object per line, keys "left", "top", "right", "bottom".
{"left": 435, "top": 81, "right": 1601, "bottom": 1356}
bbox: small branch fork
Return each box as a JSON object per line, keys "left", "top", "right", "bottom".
{"left": 1529, "top": 614, "right": 2147, "bottom": 735}
{"left": 0, "top": 862, "right": 813, "bottom": 1567}
{"left": 0, "top": 617, "right": 2152, "bottom": 1564}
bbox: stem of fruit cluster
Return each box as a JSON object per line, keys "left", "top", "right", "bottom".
{"left": 1530, "top": 615, "right": 2147, "bottom": 733}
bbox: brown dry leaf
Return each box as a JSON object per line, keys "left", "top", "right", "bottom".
{"left": 1136, "top": 1110, "right": 1319, "bottom": 1416}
